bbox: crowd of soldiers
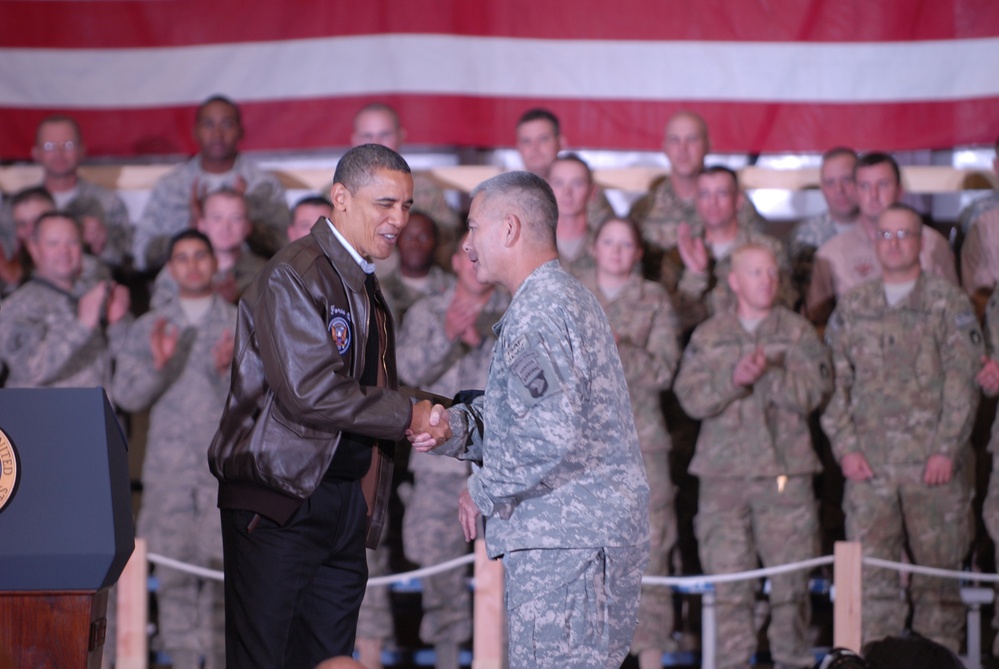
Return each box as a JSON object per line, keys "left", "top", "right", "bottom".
{"left": 0, "top": 95, "right": 998, "bottom": 669}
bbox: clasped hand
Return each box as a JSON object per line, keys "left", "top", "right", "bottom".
{"left": 407, "top": 400, "right": 451, "bottom": 450}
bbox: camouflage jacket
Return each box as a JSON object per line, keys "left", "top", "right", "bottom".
{"left": 436, "top": 261, "right": 650, "bottom": 557}
{"left": 0, "top": 277, "right": 128, "bottom": 392}
{"left": 821, "top": 273, "right": 982, "bottom": 465}
{"left": 112, "top": 294, "right": 236, "bottom": 484}
{"left": 675, "top": 305, "right": 832, "bottom": 478}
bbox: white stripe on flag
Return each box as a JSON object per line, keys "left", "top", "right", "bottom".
{"left": 2, "top": 34, "right": 997, "bottom": 108}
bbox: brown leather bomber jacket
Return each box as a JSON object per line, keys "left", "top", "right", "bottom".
{"left": 208, "top": 218, "right": 413, "bottom": 544}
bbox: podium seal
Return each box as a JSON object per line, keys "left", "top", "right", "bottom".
{"left": 0, "top": 426, "right": 19, "bottom": 512}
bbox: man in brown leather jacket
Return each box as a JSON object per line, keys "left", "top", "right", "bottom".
{"left": 209, "top": 144, "right": 445, "bottom": 669}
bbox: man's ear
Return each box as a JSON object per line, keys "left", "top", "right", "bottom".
{"left": 503, "top": 213, "right": 521, "bottom": 247}
{"left": 330, "top": 182, "right": 350, "bottom": 211}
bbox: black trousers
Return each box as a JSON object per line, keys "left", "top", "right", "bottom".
{"left": 220, "top": 479, "right": 369, "bottom": 669}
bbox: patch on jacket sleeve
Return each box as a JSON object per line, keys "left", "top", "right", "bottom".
{"left": 328, "top": 306, "right": 352, "bottom": 355}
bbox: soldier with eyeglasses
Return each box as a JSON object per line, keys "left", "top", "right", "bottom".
{"left": 822, "top": 202, "right": 981, "bottom": 651}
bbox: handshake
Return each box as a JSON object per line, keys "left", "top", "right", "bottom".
{"left": 407, "top": 400, "right": 451, "bottom": 452}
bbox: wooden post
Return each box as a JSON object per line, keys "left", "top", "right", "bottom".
{"left": 472, "top": 538, "right": 504, "bottom": 669}
{"left": 833, "top": 541, "right": 863, "bottom": 652}
{"left": 115, "top": 538, "right": 148, "bottom": 669}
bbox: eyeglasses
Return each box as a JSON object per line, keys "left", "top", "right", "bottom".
{"left": 876, "top": 229, "right": 920, "bottom": 241}
{"left": 40, "top": 141, "right": 77, "bottom": 152}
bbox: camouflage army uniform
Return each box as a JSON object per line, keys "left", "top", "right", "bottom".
{"left": 0, "top": 277, "right": 127, "bottom": 393}
{"left": 149, "top": 247, "right": 268, "bottom": 308}
{"left": 821, "top": 274, "right": 982, "bottom": 651}
{"left": 395, "top": 284, "right": 509, "bottom": 649}
{"left": 432, "top": 261, "right": 650, "bottom": 669}
{"left": 976, "top": 291, "right": 999, "bottom": 649}
{"left": 577, "top": 270, "right": 681, "bottom": 655}
{"left": 958, "top": 189, "right": 999, "bottom": 235}
{"left": 557, "top": 226, "right": 597, "bottom": 279}
{"left": 629, "top": 174, "right": 765, "bottom": 290}
{"left": 675, "top": 306, "right": 831, "bottom": 669}
{"left": 112, "top": 295, "right": 236, "bottom": 669}
{"left": 674, "top": 229, "right": 797, "bottom": 334}
{"left": 379, "top": 264, "right": 455, "bottom": 325}
{"left": 132, "top": 155, "right": 289, "bottom": 270}
{"left": 787, "top": 212, "right": 845, "bottom": 305}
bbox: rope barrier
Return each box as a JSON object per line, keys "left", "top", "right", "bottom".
{"left": 148, "top": 551, "right": 999, "bottom": 589}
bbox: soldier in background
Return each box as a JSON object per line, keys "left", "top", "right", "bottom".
{"left": 822, "top": 203, "right": 981, "bottom": 650}
{"left": 787, "top": 148, "right": 859, "bottom": 303}
{"left": 150, "top": 188, "right": 266, "bottom": 307}
{"left": 673, "top": 166, "right": 794, "bottom": 333}
{"left": 675, "top": 243, "right": 830, "bottom": 669}
{"left": 576, "top": 217, "right": 681, "bottom": 669}
{"left": 549, "top": 153, "right": 601, "bottom": 277}
{"left": 0, "top": 211, "right": 129, "bottom": 391}
{"left": 287, "top": 195, "right": 332, "bottom": 244}
{"left": 411, "top": 172, "right": 649, "bottom": 669}
{"left": 132, "top": 95, "right": 289, "bottom": 270}
{"left": 112, "top": 230, "right": 236, "bottom": 669}
{"left": 630, "top": 111, "right": 765, "bottom": 289}
{"left": 378, "top": 211, "right": 455, "bottom": 325}
{"left": 396, "top": 234, "right": 509, "bottom": 669}
{"left": 975, "top": 289, "right": 999, "bottom": 655}
{"left": 0, "top": 114, "right": 133, "bottom": 271}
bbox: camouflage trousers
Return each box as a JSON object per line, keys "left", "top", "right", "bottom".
{"left": 632, "top": 448, "right": 677, "bottom": 654}
{"left": 503, "top": 545, "right": 648, "bottom": 669}
{"left": 844, "top": 464, "right": 973, "bottom": 653}
{"left": 695, "top": 475, "right": 819, "bottom": 669}
{"left": 356, "top": 523, "right": 394, "bottom": 641}
{"left": 138, "top": 481, "right": 225, "bottom": 669}
{"left": 402, "top": 471, "right": 473, "bottom": 645}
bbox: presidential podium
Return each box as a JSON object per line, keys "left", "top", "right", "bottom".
{"left": 0, "top": 388, "right": 134, "bottom": 669}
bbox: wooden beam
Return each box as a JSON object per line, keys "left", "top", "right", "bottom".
{"left": 833, "top": 541, "right": 863, "bottom": 653}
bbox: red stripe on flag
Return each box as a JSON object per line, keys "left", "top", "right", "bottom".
{"left": 4, "top": 0, "right": 998, "bottom": 49}
{"left": 2, "top": 96, "right": 997, "bottom": 159}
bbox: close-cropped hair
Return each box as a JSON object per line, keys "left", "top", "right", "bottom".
{"left": 822, "top": 146, "right": 858, "bottom": 163}
{"left": 11, "top": 185, "right": 55, "bottom": 210}
{"left": 856, "top": 151, "right": 901, "bottom": 184}
{"left": 471, "top": 171, "right": 559, "bottom": 245}
{"left": 168, "top": 229, "right": 215, "bottom": 259}
{"left": 552, "top": 152, "right": 593, "bottom": 182}
{"left": 354, "top": 102, "right": 401, "bottom": 128}
{"left": 36, "top": 114, "right": 83, "bottom": 145}
{"left": 333, "top": 144, "right": 411, "bottom": 193}
{"left": 32, "top": 211, "right": 82, "bottom": 240}
{"left": 196, "top": 94, "right": 242, "bottom": 125}
{"left": 699, "top": 164, "right": 739, "bottom": 190}
{"left": 200, "top": 186, "right": 246, "bottom": 211}
{"left": 292, "top": 195, "right": 333, "bottom": 212}
{"left": 516, "top": 108, "right": 561, "bottom": 136}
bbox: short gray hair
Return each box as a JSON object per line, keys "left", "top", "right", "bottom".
{"left": 471, "top": 171, "right": 558, "bottom": 246}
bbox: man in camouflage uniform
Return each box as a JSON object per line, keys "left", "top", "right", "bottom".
{"left": 412, "top": 172, "right": 650, "bottom": 669}
{"left": 0, "top": 115, "right": 132, "bottom": 270}
{"left": 675, "top": 244, "right": 831, "bottom": 669}
{"left": 787, "top": 147, "right": 859, "bottom": 303}
{"left": 378, "top": 211, "right": 455, "bottom": 324}
{"left": 0, "top": 212, "right": 130, "bottom": 391}
{"left": 132, "top": 95, "right": 289, "bottom": 270}
{"left": 396, "top": 236, "right": 509, "bottom": 669}
{"left": 822, "top": 203, "right": 981, "bottom": 651}
{"left": 629, "top": 111, "right": 765, "bottom": 288}
{"left": 958, "top": 137, "right": 999, "bottom": 319}
{"left": 113, "top": 230, "right": 236, "bottom": 669}
{"left": 674, "top": 166, "right": 795, "bottom": 334}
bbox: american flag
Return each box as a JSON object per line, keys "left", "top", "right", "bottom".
{"left": 1, "top": 0, "right": 997, "bottom": 158}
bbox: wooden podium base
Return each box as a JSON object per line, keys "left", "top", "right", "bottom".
{"left": 0, "top": 589, "right": 109, "bottom": 669}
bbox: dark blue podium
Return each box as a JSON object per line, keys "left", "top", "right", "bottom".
{"left": 0, "top": 388, "right": 134, "bottom": 669}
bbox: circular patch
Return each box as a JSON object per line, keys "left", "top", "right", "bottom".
{"left": 0, "top": 426, "right": 20, "bottom": 513}
{"left": 329, "top": 316, "right": 352, "bottom": 355}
